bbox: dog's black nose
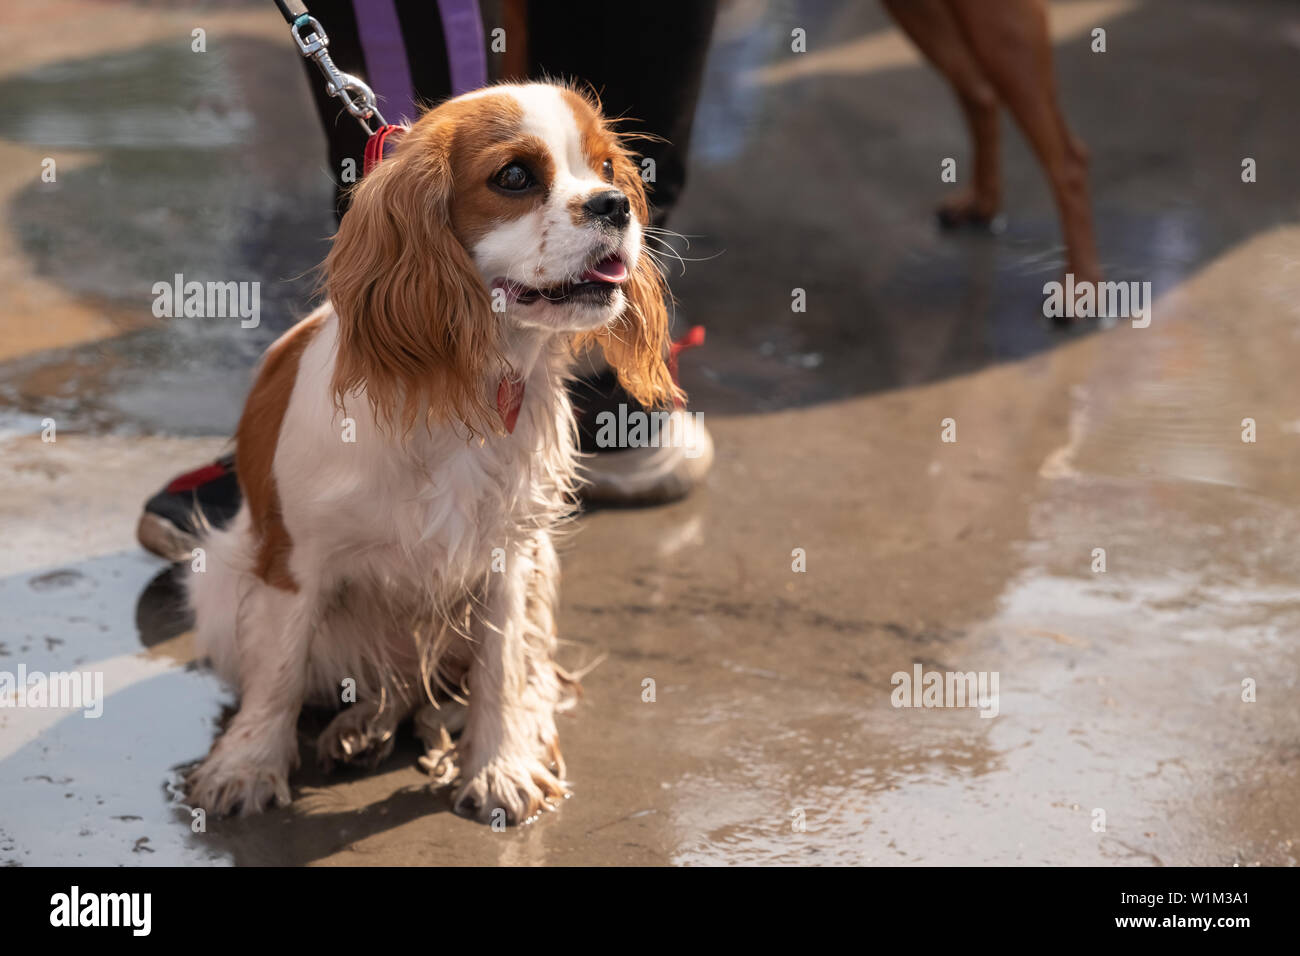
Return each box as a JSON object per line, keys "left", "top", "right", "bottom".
{"left": 583, "top": 190, "right": 631, "bottom": 228}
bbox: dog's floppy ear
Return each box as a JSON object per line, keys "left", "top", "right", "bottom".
{"left": 327, "top": 122, "right": 501, "bottom": 435}
{"left": 578, "top": 146, "right": 682, "bottom": 410}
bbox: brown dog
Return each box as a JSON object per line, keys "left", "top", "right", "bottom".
{"left": 882, "top": 0, "right": 1101, "bottom": 284}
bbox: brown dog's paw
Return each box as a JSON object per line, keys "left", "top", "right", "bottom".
{"left": 936, "top": 190, "right": 1004, "bottom": 233}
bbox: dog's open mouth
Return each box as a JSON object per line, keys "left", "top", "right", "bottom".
{"left": 494, "top": 254, "right": 628, "bottom": 305}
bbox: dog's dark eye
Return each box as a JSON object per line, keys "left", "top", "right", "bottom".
{"left": 601, "top": 159, "right": 614, "bottom": 181}
{"left": 494, "top": 163, "right": 533, "bottom": 191}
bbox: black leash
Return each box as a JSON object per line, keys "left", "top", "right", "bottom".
{"left": 272, "top": 0, "right": 387, "bottom": 134}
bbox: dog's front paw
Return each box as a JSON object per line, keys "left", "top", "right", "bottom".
{"left": 187, "top": 751, "right": 292, "bottom": 818}
{"left": 453, "top": 750, "right": 567, "bottom": 826}
{"left": 317, "top": 700, "right": 400, "bottom": 772}
{"left": 414, "top": 701, "right": 467, "bottom": 785}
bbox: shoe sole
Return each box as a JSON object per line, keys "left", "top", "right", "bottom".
{"left": 136, "top": 512, "right": 200, "bottom": 564}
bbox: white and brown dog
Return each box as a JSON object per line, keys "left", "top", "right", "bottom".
{"left": 186, "top": 82, "right": 677, "bottom": 823}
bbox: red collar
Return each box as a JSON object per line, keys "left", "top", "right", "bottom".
{"left": 363, "top": 124, "right": 408, "bottom": 176}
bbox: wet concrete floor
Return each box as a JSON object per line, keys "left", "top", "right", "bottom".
{"left": 1, "top": 0, "right": 1299, "bottom": 864}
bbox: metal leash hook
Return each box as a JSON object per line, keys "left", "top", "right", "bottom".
{"left": 290, "top": 15, "right": 387, "bottom": 134}
{"left": 286, "top": 11, "right": 387, "bottom": 135}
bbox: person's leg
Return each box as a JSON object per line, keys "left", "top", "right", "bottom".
{"left": 303, "top": 0, "right": 452, "bottom": 222}
{"left": 526, "top": 0, "right": 718, "bottom": 227}
{"left": 522, "top": 1, "right": 719, "bottom": 503}
{"left": 944, "top": 0, "right": 1101, "bottom": 283}
{"left": 881, "top": 0, "right": 1002, "bottom": 228}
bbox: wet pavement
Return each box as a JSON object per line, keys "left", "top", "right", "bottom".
{"left": 2, "top": 0, "right": 1299, "bottom": 865}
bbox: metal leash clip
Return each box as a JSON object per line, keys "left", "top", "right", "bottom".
{"left": 289, "top": 15, "right": 387, "bottom": 135}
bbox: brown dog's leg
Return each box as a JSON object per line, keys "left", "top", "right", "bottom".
{"left": 944, "top": 0, "right": 1101, "bottom": 284}
{"left": 881, "top": 0, "right": 1002, "bottom": 228}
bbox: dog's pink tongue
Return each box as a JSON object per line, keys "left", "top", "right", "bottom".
{"left": 580, "top": 256, "right": 628, "bottom": 284}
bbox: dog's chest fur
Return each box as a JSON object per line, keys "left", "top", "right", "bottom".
{"left": 276, "top": 313, "right": 577, "bottom": 600}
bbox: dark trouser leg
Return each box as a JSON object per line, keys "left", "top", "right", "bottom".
{"left": 300, "top": 0, "right": 453, "bottom": 222}
{"left": 525, "top": 0, "right": 719, "bottom": 227}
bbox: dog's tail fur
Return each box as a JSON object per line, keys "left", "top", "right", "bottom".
{"left": 186, "top": 506, "right": 255, "bottom": 688}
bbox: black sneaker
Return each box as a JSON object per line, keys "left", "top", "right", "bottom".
{"left": 569, "top": 325, "right": 713, "bottom": 505}
{"left": 137, "top": 454, "right": 242, "bottom": 562}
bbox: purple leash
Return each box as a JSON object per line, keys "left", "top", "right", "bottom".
{"left": 275, "top": 0, "right": 489, "bottom": 132}
{"left": 354, "top": 0, "right": 417, "bottom": 122}
{"left": 354, "top": 0, "right": 488, "bottom": 119}
{"left": 436, "top": 0, "right": 489, "bottom": 97}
